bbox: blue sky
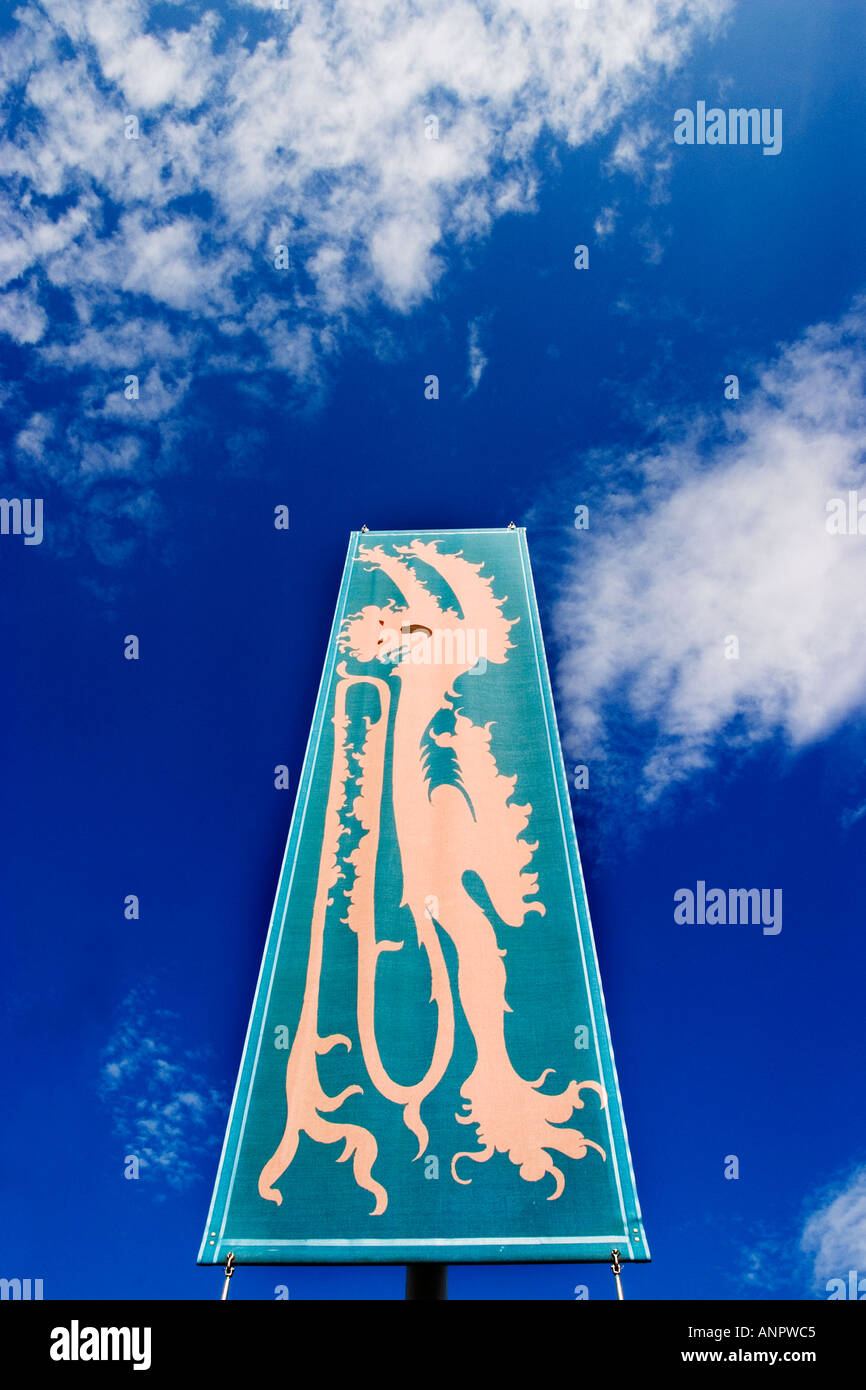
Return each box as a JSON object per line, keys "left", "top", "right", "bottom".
{"left": 2, "top": 0, "right": 865, "bottom": 1300}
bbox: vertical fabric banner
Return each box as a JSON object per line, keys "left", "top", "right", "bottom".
{"left": 200, "top": 528, "right": 648, "bottom": 1264}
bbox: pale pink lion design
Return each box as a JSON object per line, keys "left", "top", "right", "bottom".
{"left": 258, "top": 540, "right": 606, "bottom": 1213}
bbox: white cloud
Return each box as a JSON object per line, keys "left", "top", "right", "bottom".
{"left": 368, "top": 214, "right": 443, "bottom": 312}
{"left": 607, "top": 120, "right": 658, "bottom": 178}
{"left": 603, "top": 117, "right": 674, "bottom": 252}
{"left": 0, "top": 0, "right": 731, "bottom": 559}
{"left": 96, "top": 13, "right": 219, "bottom": 111}
{"left": 801, "top": 1167, "right": 866, "bottom": 1289}
{"left": 0, "top": 0, "right": 729, "bottom": 359}
{"left": 593, "top": 204, "right": 618, "bottom": 239}
{"left": 0, "top": 286, "right": 47, "bottom": 342}
{"left": 555, "top": 299, "right": 866, "bottom": 798}
{"left": 606, "top": 118, "right": 672, "bottom": 201}
{"left": 94, "top": 365, "right": 192, "bottom": 422}
{"left": 125, "top": 212, "right": 243, "bottom": 313}
{"left": 38, "top": 317, "right": 194, "bottom": 370}
{"left": 99, "top": 986, "right": 227, "bottom": 1192}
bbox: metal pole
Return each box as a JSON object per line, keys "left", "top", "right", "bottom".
{"left": 609, "top": 1248, "right": 624, "bottom": 1301}
{"left": 405, "top": 1263, "right": 448, "bottom": 1300}
{"left": 220, "top": 1251, "right": 236, "bottom": 1301}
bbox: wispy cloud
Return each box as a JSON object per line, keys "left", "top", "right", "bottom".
{"left": 841, "top": 799, "right": 866, "bottom": 829}
{"left": 736, "top": 1224, "right": 794, "bottom": 1296}
{"left": 98, "top": 986, "right": 227, "bottom": 1193}
{"left": 605, "top": 118, "right": 674, "bottom": 210}
{"left": 593, "top": 204, "right": 619, "bottom": 240}
{"left": 801, "top": 1166, "right": 866, "bottom": 1292}
{"left": 555, "top": 298, "right": 866, "bottom": 800}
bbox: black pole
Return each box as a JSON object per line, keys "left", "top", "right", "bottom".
{"left": 405, "top": 1263, "right": 448, "bottom": 1300}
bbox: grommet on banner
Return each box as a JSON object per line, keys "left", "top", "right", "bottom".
{"left": 507, "top": 521, "right": 516, "bottom": 529}
{"left": 360, "top": 523, "right": 369, "bottom": 532}
{"left": 220, "top": 1252, "right": 236, "bottom": 1301}
{"left": 610, "top": 1248, "right": 624, "bottom": 1301}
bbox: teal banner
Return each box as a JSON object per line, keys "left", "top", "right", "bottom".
{"left": 200, "top": 529, "right": 648, "bottom": 1264}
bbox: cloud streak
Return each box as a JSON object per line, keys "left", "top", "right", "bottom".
{"left": 466, "top": 318, "right": 487, "bottom": 393}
